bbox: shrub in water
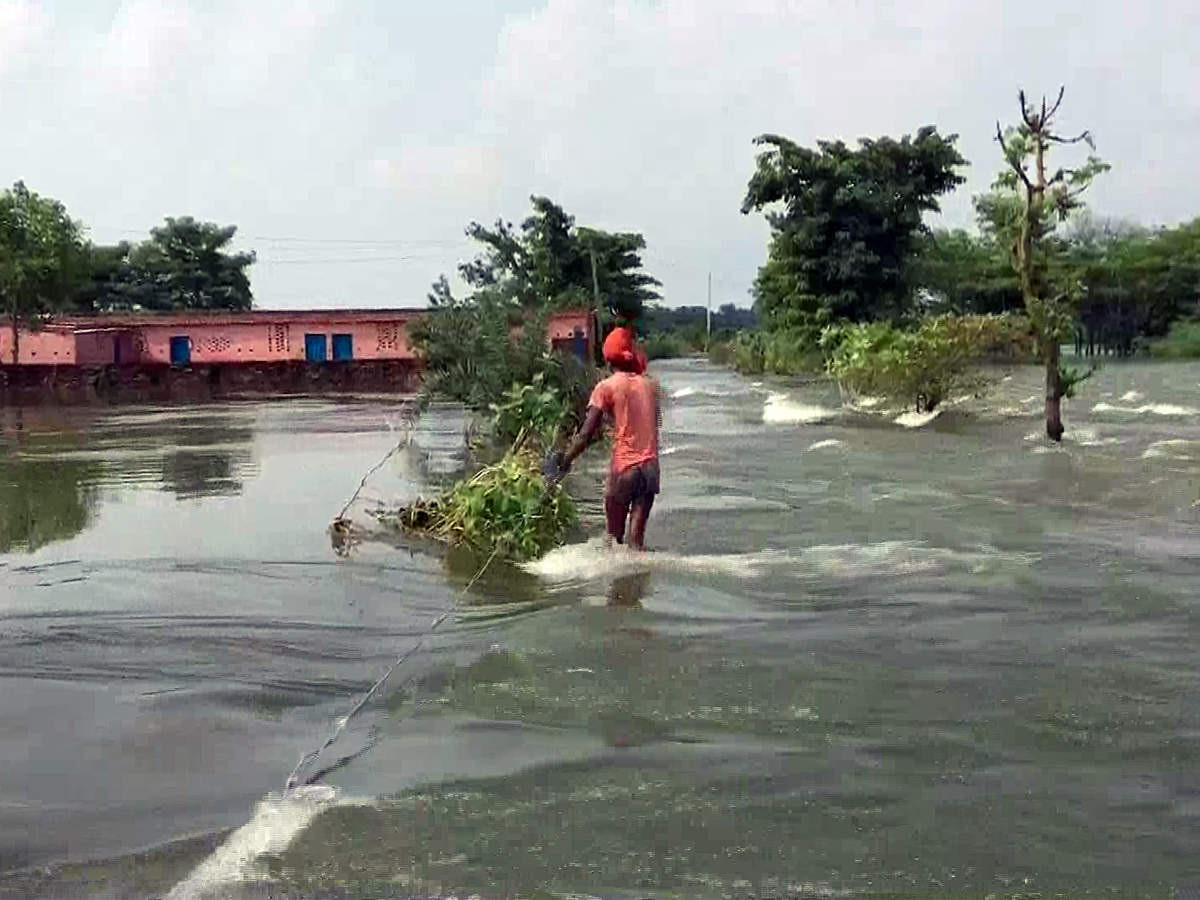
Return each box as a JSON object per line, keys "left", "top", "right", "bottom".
{"left": 823, "top": 313, "right": 1030, "bottom": 412}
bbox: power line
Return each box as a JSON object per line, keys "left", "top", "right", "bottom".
{"left": 89, "top": 224, "right": 472, "bottom": 248}
{"left": 254, "top": 254, "right": 447, "bottom": 265}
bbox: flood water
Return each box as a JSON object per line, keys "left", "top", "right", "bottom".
{"left": 2, "top": 358, "right": 1199, "bottom": 899}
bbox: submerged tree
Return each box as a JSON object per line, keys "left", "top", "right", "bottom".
{"left": 987, "top": 87, "right": 1109, "bottom": 441}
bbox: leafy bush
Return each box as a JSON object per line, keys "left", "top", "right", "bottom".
{"left": 378, "top": 450, "right": 576, "bottom": 561}
{"left": 489, "top": 372, "right": 572, "bottom": 448}
{"left": 1148, "top": 320, "right": 1200, "bottom": 359}
{"left": 823, "top": 313, "right": 1029, "bottom": 412}
{"left": 726, "top": 329, "right": 824, "bottom": 375}
{"left": 411, "top": 301, "right": 596, "bottom": 446}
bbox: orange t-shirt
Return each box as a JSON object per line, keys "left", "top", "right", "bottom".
{"left": 588, "top": 372, "right": 660, "bottom": 473}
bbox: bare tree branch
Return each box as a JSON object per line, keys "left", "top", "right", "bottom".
{"left": 1046, "top": 85, "right": 1066, "bottom": 120}
{"left": 996, "top": 121, "right": 1033, "bottom": 190}
{"left": 1046, "top": 130, "right": 1092, "bottom": 145}
{"left": 1019, "top": 90, "right": 1037, "bottom": 129}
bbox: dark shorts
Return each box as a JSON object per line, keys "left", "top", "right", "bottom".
{"left": 605, "top": 458, "right": 660, "bottom": 507}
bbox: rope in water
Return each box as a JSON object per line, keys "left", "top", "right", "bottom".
{"left": 284, "top": 544, "right": 501, "bottom": 792}
{"left": 287, "top": 392, "right": 497, "bottom": 792}
{"left": 334, "top": 392, "right": 427, "bottom": 523}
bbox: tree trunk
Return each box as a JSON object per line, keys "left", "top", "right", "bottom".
{"left": 9, "top": 313, "right": 17, "bottom": 366}
{"left": 1044, "top": 342, "right": 1064, "bottom": 442}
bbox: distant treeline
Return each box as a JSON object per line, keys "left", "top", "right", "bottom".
{"left": 915, "top": 215, "right": 1200, "bottom": 358}
{"left": 637, "top": 304, "right": 758, "bottom": 359}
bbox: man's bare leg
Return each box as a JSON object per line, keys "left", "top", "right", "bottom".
{"left": 604, "top": 492, "right": 629, "bottom": 545}
{"left": 628, "top": 495, "right": 654, "bottom": 551}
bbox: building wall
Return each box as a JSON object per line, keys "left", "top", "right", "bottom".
{"left": 74, "top": 331, "right": 141, "bottom": 365}
{"left": 135, "top": 318, "right": 417, "bottom": 364}
{"left": 0, "top": 328, "right": 77, "bottom": 365}
{"left": 2, "top": 309, "right": 591, "bottom": 368}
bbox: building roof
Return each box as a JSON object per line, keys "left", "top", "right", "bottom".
{"left": 52, "top": 308, "right": 427, "bottom": 328}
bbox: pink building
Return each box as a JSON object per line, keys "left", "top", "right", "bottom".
{"left": 1, "top": 307, "right": 597, "bottom": 369}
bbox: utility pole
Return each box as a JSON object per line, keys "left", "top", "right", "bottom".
{"left": 590, "top": 249, "right": 602, "bottom": 366}
{"left": 706, "top": 271, "right": 712, "bottom": 351}
{"left": 590, "top": 250, "right": 601, "bottom": 313}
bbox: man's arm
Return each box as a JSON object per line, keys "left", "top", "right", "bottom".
{"left": 562, "top": 406, "right": 604, "bottom": 471}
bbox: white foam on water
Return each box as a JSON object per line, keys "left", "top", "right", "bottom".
{"left": 849, "top": 395, "right": 885, "bottom": 409}
{"left": 671, "top": 386, "right": 699, "bottom": 399}
{"left": 524, "top": 538, "right": 1031, "bottom": 585}
{"left": 805, "top": 439, "right": 844, "bottom": 452}
{"left": 1092, "top": 402, "right": 1198, "bottom": 417}
{"left": 894, "top": 408, "right": 941, "bottom": 428}
{"left": 762, "top": 393, "right": 837, "bottom": 424}
{"left": 1120, "top": 390, "right": 1145, "bottom": 402}
{"left": 523, "top": 537, "right": 786, "bottom": 582}
{"left": 659, "top": 444, "right": 696, "bottom": 457}
{"left": 1142, "top": 439, "right": 1200, "bottom": 460}
{"left": 166, "top": 786, "right": 349, "bottom": 900}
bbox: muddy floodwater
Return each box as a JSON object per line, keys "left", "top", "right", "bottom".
{"left": 2, "top": 359, "right": 1199, "bottom": 898}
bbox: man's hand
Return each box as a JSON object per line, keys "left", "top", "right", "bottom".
{"left": 542, "top": 450, "right": 570, "bottom": 487}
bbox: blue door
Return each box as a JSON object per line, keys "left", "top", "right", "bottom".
{"left": 304, "top": 333, "right": 327, "bottom": 363}
{"left": 170, "top": 336, "right": 190, "bottom": 366}
{"left": 331, "top": 333, "right": 353, "bottom": 361}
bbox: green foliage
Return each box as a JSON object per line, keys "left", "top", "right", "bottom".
{"left": 641, "top": 330, "right": 693, "bottom": 360}
{"left": 1057, "top": 362, "right": 1095, "bottom": 399}
{"left": 456, "top": 196, "right": 659, "bottom": 321}
{"left": 823, "top": 314, "right": 1030, "bottom": 412}
{"left": 911, "top": 229, "right": 1023, "bottom": 315}
{"left": 489, "top": 372, "right": 573, "bottom": 448}
{"left": 1073, "top": 216, "right": 1200, "bottom": 353}
{"left": 411, "top": 300, "right": 594, "bottom": 438}
{"left": 726, "top": 328, "right": 824, "bottom": 376}
{"left": 1148, "top": 320, "right": 1200, "bottom": 359}
{"left": 742, "top": 127, "right": 966, "bottom": 332}
{"left": 0, "top": 181, "right": 86, "bottom": 360}
{"left": 89, "top": 217, "right": 255, "bottom": 312}
{"left": 382, "top": 451, "right": 577, "bottom": 561}
{"left": 986, "top": 89, "right": 1109, "bottom": 356}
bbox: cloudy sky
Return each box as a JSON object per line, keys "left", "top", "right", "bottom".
{"left": 2, "top": 0, "right": 1197, "bottom": 310}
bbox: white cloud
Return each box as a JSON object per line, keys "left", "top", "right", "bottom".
{"left": 476, "top": 0, "right": 1200, "bottom": 306}
{"left": 0, "top": 0, "right": 50, "bottom": 75}
{"left": 99, "top": 0, "right": 201, "bottom": 94}
{"left": 3, "top": 0, "right": 1199, "bottom": 310}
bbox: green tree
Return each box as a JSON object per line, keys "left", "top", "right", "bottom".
{"left": 988, "top": 87, "right": 1109, "bottom": 440}
{"left": 742, "top": 127, "right": 966, "bottom": 338}
{"left": 105, "top": 217, "right": 255, "bottom": 312}
{"left": 0, "top": 182, "right": 86, "bottom": 363}
{"left": 457, "top": 196, "right": 659, "bottom": 319}
{"left": 911, "top": 229, "right": 1022, "bottom": 315}
{"left": 70, "top": 242, "right": 133, "bottom": 314}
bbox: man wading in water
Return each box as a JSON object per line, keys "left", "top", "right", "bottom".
{"left": 551, "top": 326, "right": 661, "bottom": 551}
